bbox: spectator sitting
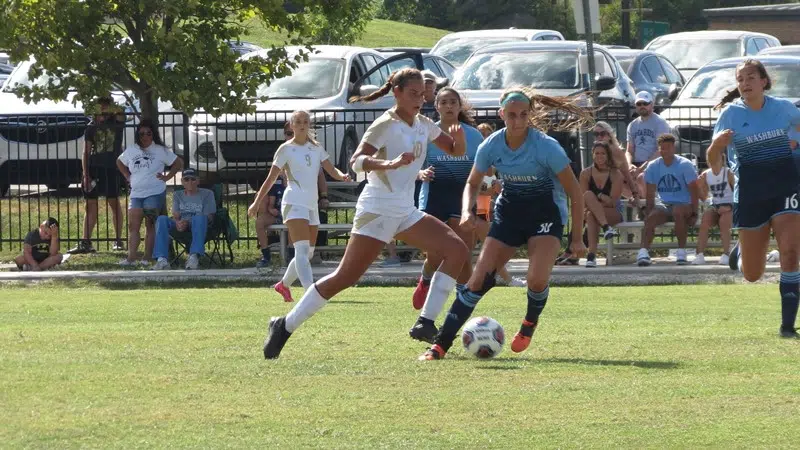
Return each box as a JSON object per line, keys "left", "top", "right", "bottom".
{"left": 152, "top": 168, "right": 216, "bottom": 270}
{"left": 16, "top": 218, "right": 62, "bottom": 271}
{"left": 637, "top": 134, "right": 699, "bottom": 266}
{"left": 693, "top": 155, "right": 734, "bottom": 266}
{"left": 580, "top": 141, "right": 623, "bottom": 267}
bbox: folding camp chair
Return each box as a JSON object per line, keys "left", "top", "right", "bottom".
{"left": 169, "top": 184, "right": 237, "bottom": 267}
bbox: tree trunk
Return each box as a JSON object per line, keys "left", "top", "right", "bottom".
{"left": 137, "top": 87, "right": 159, "bottom": 124}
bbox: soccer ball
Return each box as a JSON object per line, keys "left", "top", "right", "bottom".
{"left": 461, "top": 316, "right": 505, "bottom": 359}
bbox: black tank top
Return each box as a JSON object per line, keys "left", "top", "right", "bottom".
{"left": 589, "top": 168, "right": 612, "bottom": 196}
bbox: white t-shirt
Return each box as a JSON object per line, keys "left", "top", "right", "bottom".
{"left": 118, "top": 144, "right": 178, "bottom": 198}
{"left": 358, "top": 109, "right": 442, "bottom": 217}
{"left": 272, "top": 140, "right": 329, "bottom": 210}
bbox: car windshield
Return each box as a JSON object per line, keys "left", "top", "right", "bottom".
{"left": 2, "top": 61, "right": 59, "bottom": 92}
{"left": 616, "top": 58, "right": 634, "bottom": 73}
{"left": 256, "top": 58, "right": 345, "bottom": 99}
{"left": 432, "top": 37, "right": 526, "bottom": 66}
{"left": 453, "top": 51, "right": 580, "bottom": 90}
{"left": 679, "top": 64, "right": 800, "bottom": 100}
{"left": 647, "top": 39, "right": 739, "bottom": 70}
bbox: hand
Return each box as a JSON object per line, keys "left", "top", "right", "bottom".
{"left": 176, "top": 220, "right": 190, "bottom": 232}
{"left": 447, "top": 123, "right": 465, "bottom": 151}
{"left": 156, "top": 173, "right": 170, "bottom": 181}
{"left": 569, "top": 239, "right": 587, "bottom": 259}
{"left": 459, "top": 211, "right": 476, "bottom": 231}
{"left": 419, "top": 166, "right": 435, "bottom": 182}
{"left": 268, "top": 207, "right": 280, "bottom": 216}
{"left": 712, "top": 129, "right": 734, "bottom": 148}
{"left": 247, "top": 202, "right": 260, "bottom": 217}
{"left": 387, "top": 152, "right": 415, "bottom": 169}
{"left": 49, "top": 224, "right": 59, "bottom": 235}
{"left": 492, "top": 180, "right": 502, "bottom": 195}
{"left": 341, "top": 173, "right": 352, "bottom": 182}
{"left": 318, "top": 198, "right": 330, "bottom": 210}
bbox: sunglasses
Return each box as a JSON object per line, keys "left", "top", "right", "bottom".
{"left": 138, "top": 131, "right": 153, "bottom": 136}
{"left": 183, "top": 177, "right": 198, "bottom": 182}
{"left": 635, "top": 102, "right": 651, "bottom": 107}
{"left": 593, "top": 131, "right": 608, "bottom": 137}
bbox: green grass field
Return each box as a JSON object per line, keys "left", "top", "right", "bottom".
{"left": 2, "top": 284, "right": 798, "bottom": 448}
{"left": 242, "top": 18, "right": 451, "bottom": 49}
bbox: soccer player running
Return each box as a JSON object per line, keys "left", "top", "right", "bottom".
{"left": 409, "top": 87, "right": 484, "bottom": 343}
{"left": 420, "top": 87, "right": 589, "bottom": 360}
{"left": 248, "top": 111, "right": 351, "bottom": 301}
{"left": 707, "top": 59, "right": 800, "bottom": 338}
{"left": 263, "top": 68, "right": 469, "bottom": 359}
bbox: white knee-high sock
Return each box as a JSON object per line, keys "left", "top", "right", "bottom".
{"left": 420, "top": 271, "right": 457, "bottom": 321}
{"left": 292, "top": 240, "right": 314, "bottom": 289}
{"left": 285, "top": 283, "right": 328, "bottom": 333}
{"left": 281, "top": 245, "right": 315, "bottom": 287}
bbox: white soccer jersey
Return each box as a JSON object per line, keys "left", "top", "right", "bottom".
{"left": 358, "top": 109, "right": 442, "bottom": 217}
{"left": 272, "top": 140, "right": 329, "bottom": 210}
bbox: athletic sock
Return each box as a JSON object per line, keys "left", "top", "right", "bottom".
{"left": 434, "top": 272, "right": 496, "bottom": 351}
{"left": 420, "top": 272, "right": 457, "bottom": 322}
{"left": 779, "top": 271, "right": 800, "bottom": 330}
{"left": 601, "top": 224, "right": 610, "bottom": 233}
{"left": 292, "top": 240, "right": 313, "bottom": 289}
{"left": 281, "top": 260, "right": 298, "bottom": 286}
{"left": 285, "top": 284, "right": 328, "bottom": 333}
{"left": 525, "top": 286, "right": 550, "bottom": 324}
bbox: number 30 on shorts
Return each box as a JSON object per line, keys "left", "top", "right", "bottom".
{"left": 785, "top": 193, "right": 799, "bottom": 210}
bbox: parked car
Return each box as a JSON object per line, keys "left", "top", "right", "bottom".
{"left": 226, "top": 40, "right": 264, "bottom": 56}
{"left": 375, "top": 47, "right": 456, "bottom": 81}
{"left": 450, "top": 40, "right": 634, "bottom": 168}
{"left": 0, "top": 62, "right": 14, "bottom": 87}
{"left": 430, "top": 28, "right": 565, "bottom": 67}
{"left": 186, "top": 45, "right": 429, "bottom": 188}
{"left": 609, "top": 49, "right": 685, "bottom": 109}
{"left": 644, "top": 30, "right": 781, "bottom": 80}
{"left": 0, "top": 58, "right": 181, "bottom": 196}
{"left": 758, "top": 45, "right": 800, "bottom": 57}
{"left": 660, "top": 55, "right": 800, "bottom": 167}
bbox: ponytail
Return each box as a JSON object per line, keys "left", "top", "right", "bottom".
{"left": 349, "top": 68, "right": 423, "bottom": 103}
{"left": 714, "top": 88, "right": 740, "bottom": 111}
{"left": 500, "top": 87, "right": 596, "bottom": 132}
{"left": 715, "top": 59, "right": 772, "bottom": 110}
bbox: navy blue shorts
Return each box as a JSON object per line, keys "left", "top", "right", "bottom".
{"left": 734, "top": 187, "right": 800, "bottom": 229}
{"left": 421, "top": 184, "right": 464, "bottom": 223}
{"left": 488, "top": 202, "right": 564, "bottom": 247}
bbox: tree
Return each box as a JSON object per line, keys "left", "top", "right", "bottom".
{"left": 0, "top": 0, "right": 375, "bottom": 121}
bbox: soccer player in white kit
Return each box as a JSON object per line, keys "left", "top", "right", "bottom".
{"left": 263, "top": 68, "right": 469, "bottom": 359}
{"left": 248, "top": 111, "right": 350, "bottom": 300}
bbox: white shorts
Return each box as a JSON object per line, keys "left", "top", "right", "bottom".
{"left": 351, "top": 206, "right": 425, "bottom": 244}
{"left": 281, "top": 204, "right": 320, "bottom": 226}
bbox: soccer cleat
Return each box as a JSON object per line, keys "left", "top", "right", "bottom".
{"left": 273, "top": 281, "right": 294, "bottom": 302}
{"left": 263, "top": 316, "right": 292, "bottom": 359}
{"left": 153, "top": 257, "right": 170, "bottom": 270}
{"left": 692, "top": 253, "right": 706, "bottom": 265}
{"left": 412, "top": 276, "right": 430, "bottom": 310}
{"left": 511, "top": 320, "right": 537, "bottom": 353}
{"left": 409, "top": 319, "right": 438, "bottom": 344}
{"left": 728, "top": 242, "right": 740, "bottom": 271}
{"left": 256, "top": 258, "right": 271, "bottom": 269}
{"left": 779, "top": 326, "right": 800, "bottom": 339}
{"left": 418, "top": 344, "right": 446, "bottom": 361}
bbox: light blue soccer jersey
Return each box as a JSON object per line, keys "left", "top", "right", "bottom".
{"left": 644, "top": 155, "right": 698, "bottom": 204}
{"left": 474, "top": 128, "right": 571, "bottom": 223}
{"left": 714, "top": 96, "right": 800, "bottom": 203}
{"left": 418, "top": 122, "right": 482, "bottom": 208}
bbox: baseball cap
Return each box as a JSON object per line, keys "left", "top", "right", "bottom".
{"left": 635, "top": 91, "right": 654, "bottom": 104}
{"left": 182, "top": 168, "right": 199, "bottom": 178}
{"left": 421, "top": 70, "right": 446, "bottom": 85}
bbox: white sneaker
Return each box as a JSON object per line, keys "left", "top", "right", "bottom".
{"left": 718, "top": 254, "right": 729, "bottom": 266}
{"left": 637, "top": 248, "right": 651, "bottom": 266}
{"left": 137, "top": 260, "right": 151, "bottom": 267}
{"left": 153, "top": 257, "right": 170, "bottom": 270}
{"left": 509, "top": 277, "right": 527, "bottom": 287}
{"left": 676, "top": 249, "right": 688, "bottom": 265}
{"left": 692, "top": 253, "right": 706, "bottom": 265}
{"left": 185, "top": 254, "right": 200, "bottom": 270}
{"left": 119, "top": 258, "right": 136, "bottom": 267}
{"left": 603, "top": 227, "right": 618, "bottom": 240}
{"left": 767, "top": 250, "right": 780, "bottom": 263}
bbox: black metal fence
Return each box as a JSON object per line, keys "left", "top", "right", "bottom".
{"left": 0, "top": 104, "right": 740, "bottom": 250}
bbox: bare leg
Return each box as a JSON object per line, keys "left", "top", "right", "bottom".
{"left": 586, "top": 211, "right": 599, "bottom": 254}
{"left": 143, "top": 216, "right": 156, "bottom": 260}
{"left": 696, "top": 209, "right": 719, "bottom": 255}
{"left": 127, "top": 208, "right": 144, "bottom": 261}
{"left": 738, "top": 226, "right": 771, "bottom": 282}
{"left": 773, "top": 214, "right": 800, "bottom": 273}
{"left": 640, "top": 209, "right": 668, "bottom": 249}
{"left": 38, "top": 254, "right": 63, "bottom": 270}
{"left": 583, "top": 191, "right": 609, "bottom": 226}
{"left": 718, "top": 209, "right": 732, "bottom": 254}
{"left": 82, "top": 199, "right": 98, "bottom": 240}
{"left": 107, "top": 197, "right": 124, "bottom": 242}
{"left": 316, "top": 234, "right": 387, "bottom": 298}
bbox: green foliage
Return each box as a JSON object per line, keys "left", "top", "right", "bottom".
{"left": 0, "top": 0, "right": 374, "bottom": 120}
{"left": 598, "top": 0, "right": 642, "bottom": 46}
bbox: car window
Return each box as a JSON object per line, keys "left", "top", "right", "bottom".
{"left": 386, "top": 55, "right": 422, "bottom": 74}
{"left": 745, "top": 39, "right": 760, "bottom": 55}
{"left": 431, "top": 36, "right": 526, "bottom": 66}
{"left": 642, "top": 56, "right": 667, "bottom": 84}
{"left": 679, "top": 64, "right": 800, "bottom": 100}
{"left": 544, "top": 35, "right": 562, "bottom": 40}
{"left": 453, "top": 51, "right": 579, "bottom": 90}
{"left": 256, "top": 58, "right": 345, "bottom": 99}
{"left": 647, "top": 38, "right": 739, "bottom": 71}
{"left": 436, "top": 58, "right": 456, "bottom": 80}
{"left": 360, "top": 54, "right": 385, "bottom": 86}
{"left": 600, "top": 52, "right": 616, "bottom": 78}
{"left": 658, "top": 57, "right": 683, "bottom": 84}
{"left": 423, "top": 57, "right": 441, "bottom": 76}
{"left": 754, "top": 38, "right": 770, "bottom": 51}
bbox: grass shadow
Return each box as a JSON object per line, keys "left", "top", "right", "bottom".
{"left": 540, "top": 358, "right": 681, "bottom": 370}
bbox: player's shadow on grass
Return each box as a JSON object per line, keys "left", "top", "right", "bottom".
{"left": 541, "top": 358, "right": 681, "bottom": 369}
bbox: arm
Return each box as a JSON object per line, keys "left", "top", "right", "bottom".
{"left": 267, "top": 195, "right": 279, "bottom": 216}
{"left": 578, "top": 169, "right": 590, "bottom": 193}
{"left": 350, "top": 142, "right": 414, "bottom": 172}
{"left": 171, "top": 195, "right": 181, "bottom": 221}
{"left": 460, "top": 166, "right": 487, "bottom": 229}
{"left": 556, "top": 167, "right": 586, "bottom": 256}
{"left": 431, "top": 124, "right": 466, "bottom": 156}
{"left": 321, "top": 159, "right": 350, "bottom": 181}
{"left": 697, "top": 171, "right": 709, "bottom": 202}
{"left": 626, "top": 140, "right": 635, "bottom": 165}
{"left": 248, "top": 165, "right": 283, "bottom": 216}
{"left": 727, "top": 169, "right": 735, "bottom": 190}
{"left": 609, "top": 171, "right": 623, "bottom": 204}
{"left": 49, "top": 226, "right": 60, "bottom": 256}
{"left": 317, "top": 169, "right": 329, "bottom": 209}
{"left": 23, "top": 245, "right": 38, "bottom": 269}
{"left": 158, "top": 156, "right": 183, "bottom": 181}
{"left": 116, "top": 156, "right": 131, "bottom": 182}
{"left": 707, "top": 112, "right": 733, "bottom": 168}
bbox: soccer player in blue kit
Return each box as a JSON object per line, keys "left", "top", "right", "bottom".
{"left": 420, "top": 88, "right": 592, "bottom": 360}
{"left": 707, "top": 59, "right": 800, "bottom": 338}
